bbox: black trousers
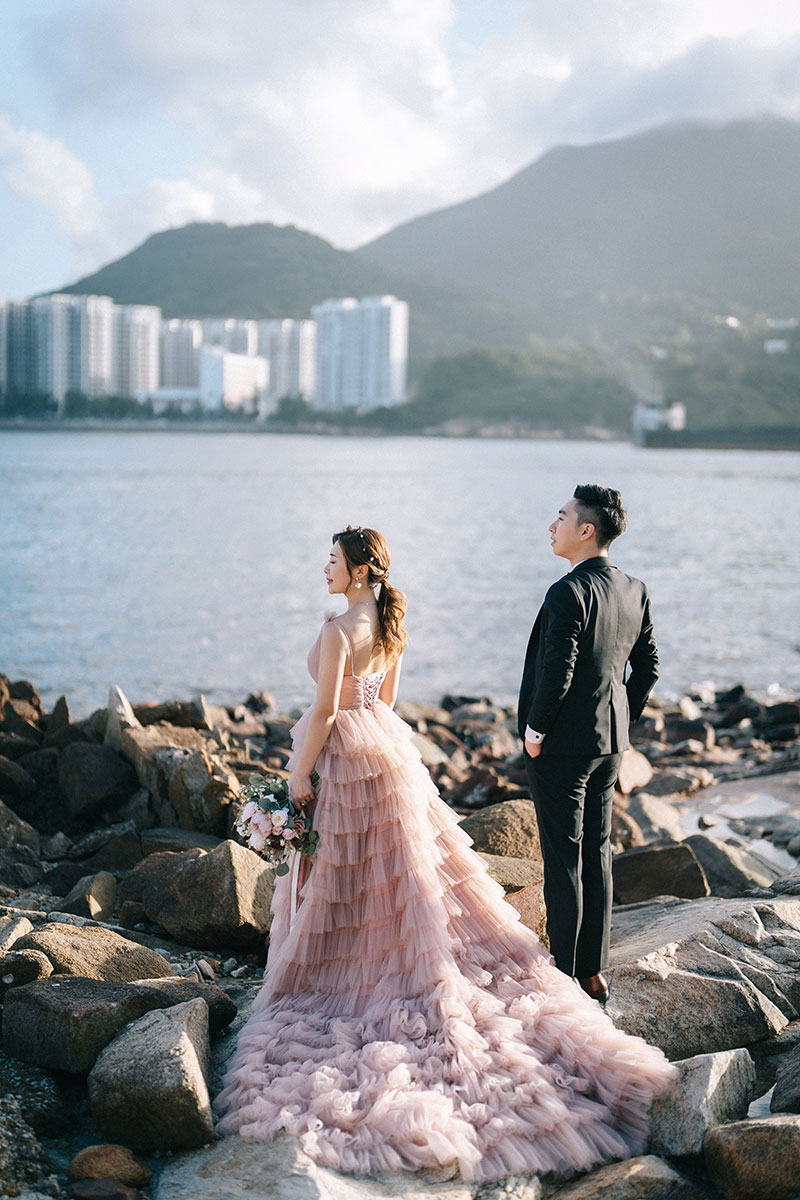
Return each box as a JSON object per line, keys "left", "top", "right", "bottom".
{"left": 524, "top": 750, "right": 621, "bottom": 978}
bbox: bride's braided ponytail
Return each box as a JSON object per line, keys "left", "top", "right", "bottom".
{"left": 333, "top": 526, "right": 407, "bottom": 662}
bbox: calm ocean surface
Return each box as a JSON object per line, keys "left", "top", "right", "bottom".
{"left": 1, "top": 430, "right": 798, "bottom": 717}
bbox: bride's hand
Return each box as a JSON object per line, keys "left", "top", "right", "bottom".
{"left": 290, "top": 771, "right": 315, "bottom": 807}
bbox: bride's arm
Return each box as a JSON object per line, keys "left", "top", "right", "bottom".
{"left": 378, "top": 655, "right": 403, "bottom": 709}
{"left": 289, "top": 625, "right": 347, "bottom": 804}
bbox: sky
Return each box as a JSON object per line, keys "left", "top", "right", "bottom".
{"left": 2, "top": 0, "right": 800, "bottom": 299}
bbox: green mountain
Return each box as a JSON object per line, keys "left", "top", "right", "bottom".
{"left": 358, "top": 116, "right": 800, "bottom": 316}
{"left": 56, "top": 221, "right": 540, "bottom": 375}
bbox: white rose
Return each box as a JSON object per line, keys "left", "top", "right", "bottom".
{"left": 271, "top": 808, "right": 289, "bottom": 828}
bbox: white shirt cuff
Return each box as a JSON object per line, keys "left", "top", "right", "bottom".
{"left": 525, "top": 726, "right": 544, "bottom": 744}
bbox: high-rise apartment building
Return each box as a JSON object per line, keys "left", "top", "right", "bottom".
{"left": 160, "top": 319, "right": 203, "bottom": 388}
{"left": 113, "top": 305, "right": 161, "bottom": 397}
{"left": 257, "top": 318, "right": 316, "bottom": 403}
{"left": 310, "top": 296, "right": 408, "bottom": 411}
{"left": 32, "top": 295, "right": 78, "bottom": 406}
{"left": 0, "top": 301, "right": 9, "bottom": 392}
{"left": 200, "top": 318, "right": 258, "bottom": 356}
{"left": 67, "top": 294, "right": 115, "bottom": 397}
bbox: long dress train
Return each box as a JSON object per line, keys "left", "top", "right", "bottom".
{"left": 215, "top": 617, "right": 676, "bottom": 1183}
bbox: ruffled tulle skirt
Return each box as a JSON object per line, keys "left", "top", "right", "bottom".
{"left": 214, "top": 699, "right": 675, "bottom": 1182}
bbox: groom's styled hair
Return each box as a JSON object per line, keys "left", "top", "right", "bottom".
{"left": 573, "top": 484, "right": 627, "bottom": 548}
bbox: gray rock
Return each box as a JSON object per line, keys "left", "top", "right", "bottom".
{"left": 704, "top": 1114, "right": 800, "bottom": 1200}
{"left": 58, "top": 742, "right": 139, "bottom": 821}
{"left": 749, "top": 1020, "right": 800, "bottom": 1094}
{"left": 683, "top": 834, "right": 780, "bottom": 897}
{"left": 649, "top": 1049, "right": 757, "bottom": 1156}
{"left": 646, "top": 767, "right": 714, "bottom": 796}
{"left": 626, "top": 792, "right": 686, "bottom": 842}
{"left": 153, "top": 1133, "right": 486, "bottom": 1200}
{"left": 89, "top": 999, "right": 213, "bottom": 1151}
{"left": 140, "top": 827, "right": 222, "bottom": 855}
{"left": 42, "top": 859, "right": 96, "bottom": 896}
{"left": 458, "top": 799, "right": 542, "bottom": 861}
{"left": 0, "top": 753, "right": 37, "bottom": 800}
{"left": 612, "top": 841, "right": 709, "bottom": 905}
{"left": 104, "top": 684, "right": 142, "bottom": 752}
{"left": 772, "top": 1042, "right": 800, "bottom": 1113}
{"left": 477, "top": 852, "right": 543, "bottom": 894}
{"left": 0, "top": 912, "right": 33, "bottom": 952}
{"left": 411, "top": 731, "right": 451, "bottom": 767}
{"left": 81, "top": 824, "right": 144, "bottom": 873}
{"left": 167, "top": 748, "right": 239, "bottom": 836}
{"left": 616, "top": 747, "right": 654, "bottom": 795}
{"left": 549, "top": 1156, "right": 706, "bottom": 1198}
{"left": 0, "top": 845, "right": 43, "bottom": 888}
{"left": 0, "top": 948, "right": 54, "bottom": 993}
{"left": 608, "top": 896, "right": 800, "bottom": 1060}
{"left": 0, "top": 799, "right": 40, "bottom": 856}
{"left": 14, "top": 920, "right": 174, "bottom": 981}
{"left": 138, "top": 839, "right": 275, "bottom": 948}
{"left": 56, "top": 870, "right": 117, "bottom": 921}
{"left": 2, "top": 975, "right": 235, "bottom": 1072}
{"left": 42, "top": 830, "right": 73, "bottom": 859}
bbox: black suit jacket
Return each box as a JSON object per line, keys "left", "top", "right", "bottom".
{"left": 517, "top": 557, "right": 659, "bottom": 757}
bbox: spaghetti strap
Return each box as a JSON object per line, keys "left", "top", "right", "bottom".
{"left": 332, "top": 619, "right": 355, "bottom": 674}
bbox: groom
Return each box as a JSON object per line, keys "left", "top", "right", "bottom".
{"left": 518, "top": 484, "right": 659, "bottom": 1003}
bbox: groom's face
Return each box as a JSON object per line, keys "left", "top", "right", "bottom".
{"left": 549, "top": 499, "right": 588, "bottom": 560}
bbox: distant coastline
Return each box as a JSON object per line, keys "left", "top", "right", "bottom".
{"left": 0, "top": 417, "right": 624, "bottom": 441}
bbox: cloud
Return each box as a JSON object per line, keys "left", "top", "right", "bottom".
{"left": 11, "top": 0, "right": 800, "bottom": 284}
{"left": 0, "top": 112, "right": 101, "bottom": 238}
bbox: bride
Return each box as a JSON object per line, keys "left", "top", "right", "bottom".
{"left": 215, "top": 525, "right": 675, "bottom": 1182}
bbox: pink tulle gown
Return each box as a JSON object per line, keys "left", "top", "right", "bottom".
{"left": 215, "top": 616, "right": 676, "bottom": 1183}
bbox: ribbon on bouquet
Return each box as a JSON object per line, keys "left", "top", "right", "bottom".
{"left": 287, "top": 848, "right": 301, "bottom": 931}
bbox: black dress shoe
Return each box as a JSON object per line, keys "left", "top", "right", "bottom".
{"left": 578, "top": 973, "right": 610, "bottom": 1004}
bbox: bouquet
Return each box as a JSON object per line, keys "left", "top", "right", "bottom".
{"left": 234, "top": 772, "right": 320, "bottom": 876}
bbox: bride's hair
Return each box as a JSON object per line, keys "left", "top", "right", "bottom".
{"left": 333, "top": 526, "right": 407, "bottom": 662}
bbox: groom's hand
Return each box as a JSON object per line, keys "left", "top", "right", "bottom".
{"left": 525, "top": 739, "right": 543, "bottom": 759}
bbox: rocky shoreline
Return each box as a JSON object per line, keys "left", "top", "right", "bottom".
{"left": 0, "top": 671, "right": 799, "bottom": 1199}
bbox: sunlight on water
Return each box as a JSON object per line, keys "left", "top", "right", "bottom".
{"left": 1, "top": 432, "right": 798, "bottom": 716}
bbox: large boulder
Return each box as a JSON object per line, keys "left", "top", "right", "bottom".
{"left": 2, "top": 976, "right": 236, "bottom": 1073}
{"left": 167, "top": 748, "right": 239, "bottom": 836}
{"left": 607, "top": 895, "right": 800, "bottom": 1060}
{"left": 478, "top": 852, "right": 543, "bottom": 894}
{"left": 772, "top": 1042, "right": 800, "bottom": 1113}
{"left": 705, "top": 1115, "right": 800, "bottom": 1200}
{"left": 626, "top": 792, "right": 686, "bottom": 842}
{"left": 58, "top": 743, "right": 139, "bottom": 821}
{"left": 547, "top": 1155, "right": 706, "bottom": 1199}
{"left": 55, "top": 871, "right": 117, "bottom": 921}
{"left": 649, "top": 1049, "right": 757, "bottom": 1156}
{"left": 0, "top": 800, "right": 40, "bottom": 854}
{"left": 505, "top": 882, "right": 548, "bottom": 945}
{"left": 0, "top": 913, "right": 33, "bottom": 952}
{"left": 458, "top": 799, "right": 542, "bottom": 860}
{"left": 137, "top": 839, "right": 275, "bottom": 948}
{"left": 13, "top": 921, "right": 174, "bottom": 982}
{"left": 89, "top": 999, "right": 213, "bottom": 1151}
{"left": 0, "top": 754, "right": 37, "bottom": 801}
{"left": 612, "top": 841, "right": 709, "bottom": 905}
{"left": 683, "top": 833, "right": 780, "bottom": 897}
